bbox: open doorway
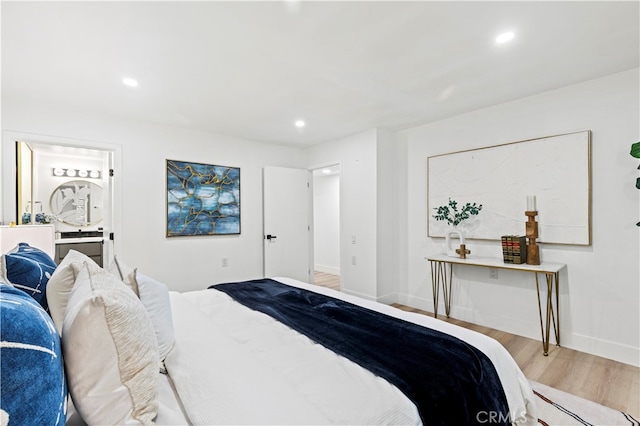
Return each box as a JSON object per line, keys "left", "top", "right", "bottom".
{"left": 2, "top": 133, "right": 118, "bottom": 266}
{"left": 312, "top": 164, "right": 341, "bottom": 291}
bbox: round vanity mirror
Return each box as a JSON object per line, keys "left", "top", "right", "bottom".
{"left": 50, "top": 180, "right": 103, "bottom": 226}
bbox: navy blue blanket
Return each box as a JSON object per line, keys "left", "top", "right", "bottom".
{"left": 210, "top": 279, "right": 510, "bottom": 425}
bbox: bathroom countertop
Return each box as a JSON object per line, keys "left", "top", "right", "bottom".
{"left": 55, "top": 237, "right": 104, "bottom": 244}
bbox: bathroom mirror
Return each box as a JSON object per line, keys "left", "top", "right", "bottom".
{"left": 16, "top": 141, "right": 34, "bottom": 225}
{"left": 50, "top": 180, "right": 103, "bottom": 226}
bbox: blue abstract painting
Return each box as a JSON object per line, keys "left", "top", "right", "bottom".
{"left": 166, "top": 160, "right": 240, "bottom": 236}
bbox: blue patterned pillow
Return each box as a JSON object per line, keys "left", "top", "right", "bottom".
{"left": 0, "top": 283, "right": 67, "bottom": 425}
{"left": 0, "top": 242, "right": 57, "bottom": 310}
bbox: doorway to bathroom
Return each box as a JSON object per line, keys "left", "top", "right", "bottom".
{"left": 2, "top": 132, "right": 120, "bottom": 265}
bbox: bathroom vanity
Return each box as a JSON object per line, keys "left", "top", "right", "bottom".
{"left": 54, "top": 232, "right": 103, "bottom": 266}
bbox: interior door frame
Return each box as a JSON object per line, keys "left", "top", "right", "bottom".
{"left": 1, "top": 130, "right": 122, "bottom": 262}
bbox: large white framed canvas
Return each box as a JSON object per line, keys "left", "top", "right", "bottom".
{"left": 427, "top": 130, "right": 591, "bottom": 245}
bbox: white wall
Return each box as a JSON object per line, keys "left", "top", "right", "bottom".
{"left": 313, "top": 173, "right": 340, "bottom": 275}
{"left": 2, "top": 101, "right": 306, "bottom": 292}
{"left": 396, "top": 69, "right": 640, "bottom": 366}
{"left": 376, "top": 129, "right": 399, "bottom": 304}
{"left": 306, "top": 129, "right": 378, "bottom": 300}
{"left": 306, "top": 128, "right": 400, "bottom": 304}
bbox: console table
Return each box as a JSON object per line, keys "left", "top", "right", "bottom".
{"left": 426, "top": 254, "right": 566, "bottom": 356}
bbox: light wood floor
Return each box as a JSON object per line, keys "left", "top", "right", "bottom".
{"left": 313, "top": 272, "right": 639, "bottom": 417}
{"left": 313, "top": 271, "right": 341, "bottom": 291}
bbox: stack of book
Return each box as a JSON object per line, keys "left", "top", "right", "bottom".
{"left": 501, "top": 235, "right": 527, "bottom": 264}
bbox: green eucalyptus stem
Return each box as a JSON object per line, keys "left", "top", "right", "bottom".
{"left": 433, "top": 198, "right": 483, "bottom": 227}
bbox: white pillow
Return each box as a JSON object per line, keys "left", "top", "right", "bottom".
{"left": 107, "top": 255, "right": 138, "bottom": 295}
{"left": 46, "top": 249, "right": 101, "bottom": 334}
{"left": 63, "top": 262, "right": 159, "bottom": 425}
{"left": 132, "top": 271, "right": 175, "bottom": 361}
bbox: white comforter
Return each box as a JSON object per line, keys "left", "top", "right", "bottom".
{"left": 164, "top": 277, "right": 537, "bottom": 425}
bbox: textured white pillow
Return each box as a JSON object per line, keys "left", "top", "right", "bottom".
{"left": 46, "top": 249, "right": 101, "bottom": 334}
{"left": 133, "top": 271, "right": 175, "bottom": 361}
{"left": 63, "top": 262, "right": 159, "bottom": 425}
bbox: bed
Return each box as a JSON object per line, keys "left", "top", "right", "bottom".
{"left": 0, "top": 241, "right": 537, "bottom": 426}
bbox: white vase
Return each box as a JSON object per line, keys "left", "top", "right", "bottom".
{"left": 445, "top": 227, "right": 465, "bottom": 257}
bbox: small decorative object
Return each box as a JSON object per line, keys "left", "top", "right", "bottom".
{"left": 31, "top": 202, "right": 44, "bottom": 223}
{"left": 35, "top": 212, "right": 46, "bottom": 224}
{"left": 433, "top": 198, "right": 482, "bottom": 258}
{"left": 44, "top": 213, "right": 59, "bottom": 225}
{"left": 21, "top": 201, "right": 32, "bottom": 224}
{"left": 526, "top": 195, "right": 536, "bottom": 212}
{"left": 455, "top": 244, "right": 470, "bottom": 259}
{"left": 525, "top": 196, "right": 540, "bottom": 265}
{"left": 501, "top": 235, "right": 527, "bottom": 264}
{"left": 21, "top": 212, "right": 31, "bottom": 225}
{"left": 445, "top": 228, "right": 465, "bottom": 257}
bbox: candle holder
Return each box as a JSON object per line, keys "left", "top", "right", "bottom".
{"left": 525, "top": 211, "right": 540, "bottom": 265}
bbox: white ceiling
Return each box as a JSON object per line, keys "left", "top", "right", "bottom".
{"left": 2, "top": 1, "right": 639, "bottom": 148}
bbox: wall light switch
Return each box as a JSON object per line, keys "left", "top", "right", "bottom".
{"left": 222, "top": 258, "right": 229, "bottom": 267}
{"left": 351, "top": 235, "right": 357, "bottom": 244}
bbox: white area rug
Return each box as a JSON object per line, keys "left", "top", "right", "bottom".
{"left": 531, "top": 381, "right": 639, "bottom": 426}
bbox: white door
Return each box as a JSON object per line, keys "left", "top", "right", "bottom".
{"left": 263, "top": 166, "right": 312, "bottom": 283}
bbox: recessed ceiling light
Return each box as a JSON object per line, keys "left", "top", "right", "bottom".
{"left": 495, "top": 31, "right": 515, "bottom": 44}
{"left": 122, "top": 77, "right": 139, "bottom": 87}
{"left": 295, "top": 120, "right": 305, "bottom": 128}
{"left": 322, "top": 169, "right": 331, "bottom": 174}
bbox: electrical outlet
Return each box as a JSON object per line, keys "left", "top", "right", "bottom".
{"left": 351, "top": 256, "right": 357, "bottom": 265}
{"left": 489, "top": 268, "right": 498, "bottom": 279}
{"left": 221, "top": 258, "right": 229, "bottom": 267}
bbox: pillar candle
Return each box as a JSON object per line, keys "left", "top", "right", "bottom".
{"left": 526, "top": 195, "right": 536, "bottom": 211}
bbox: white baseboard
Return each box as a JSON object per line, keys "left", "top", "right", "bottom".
{"left": 342, "top": 288, "right": 375, "bottom": 301}
{"left": 313, "top": 264, "right": 340, "bottom": 275}
{"left": 397, "top": 293, "right": 433, "bottom": 313}
{"left": 376, "top": 292, "right": 397, "bottom": 305}
{"left": 396, "top": 293, "right": 640, "bottom": 367}
{"left": 449, "top": 305, "right": 640, "bottom": 367}
{"left": 569, "top": 333, "right": 639, "bottom": 367}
